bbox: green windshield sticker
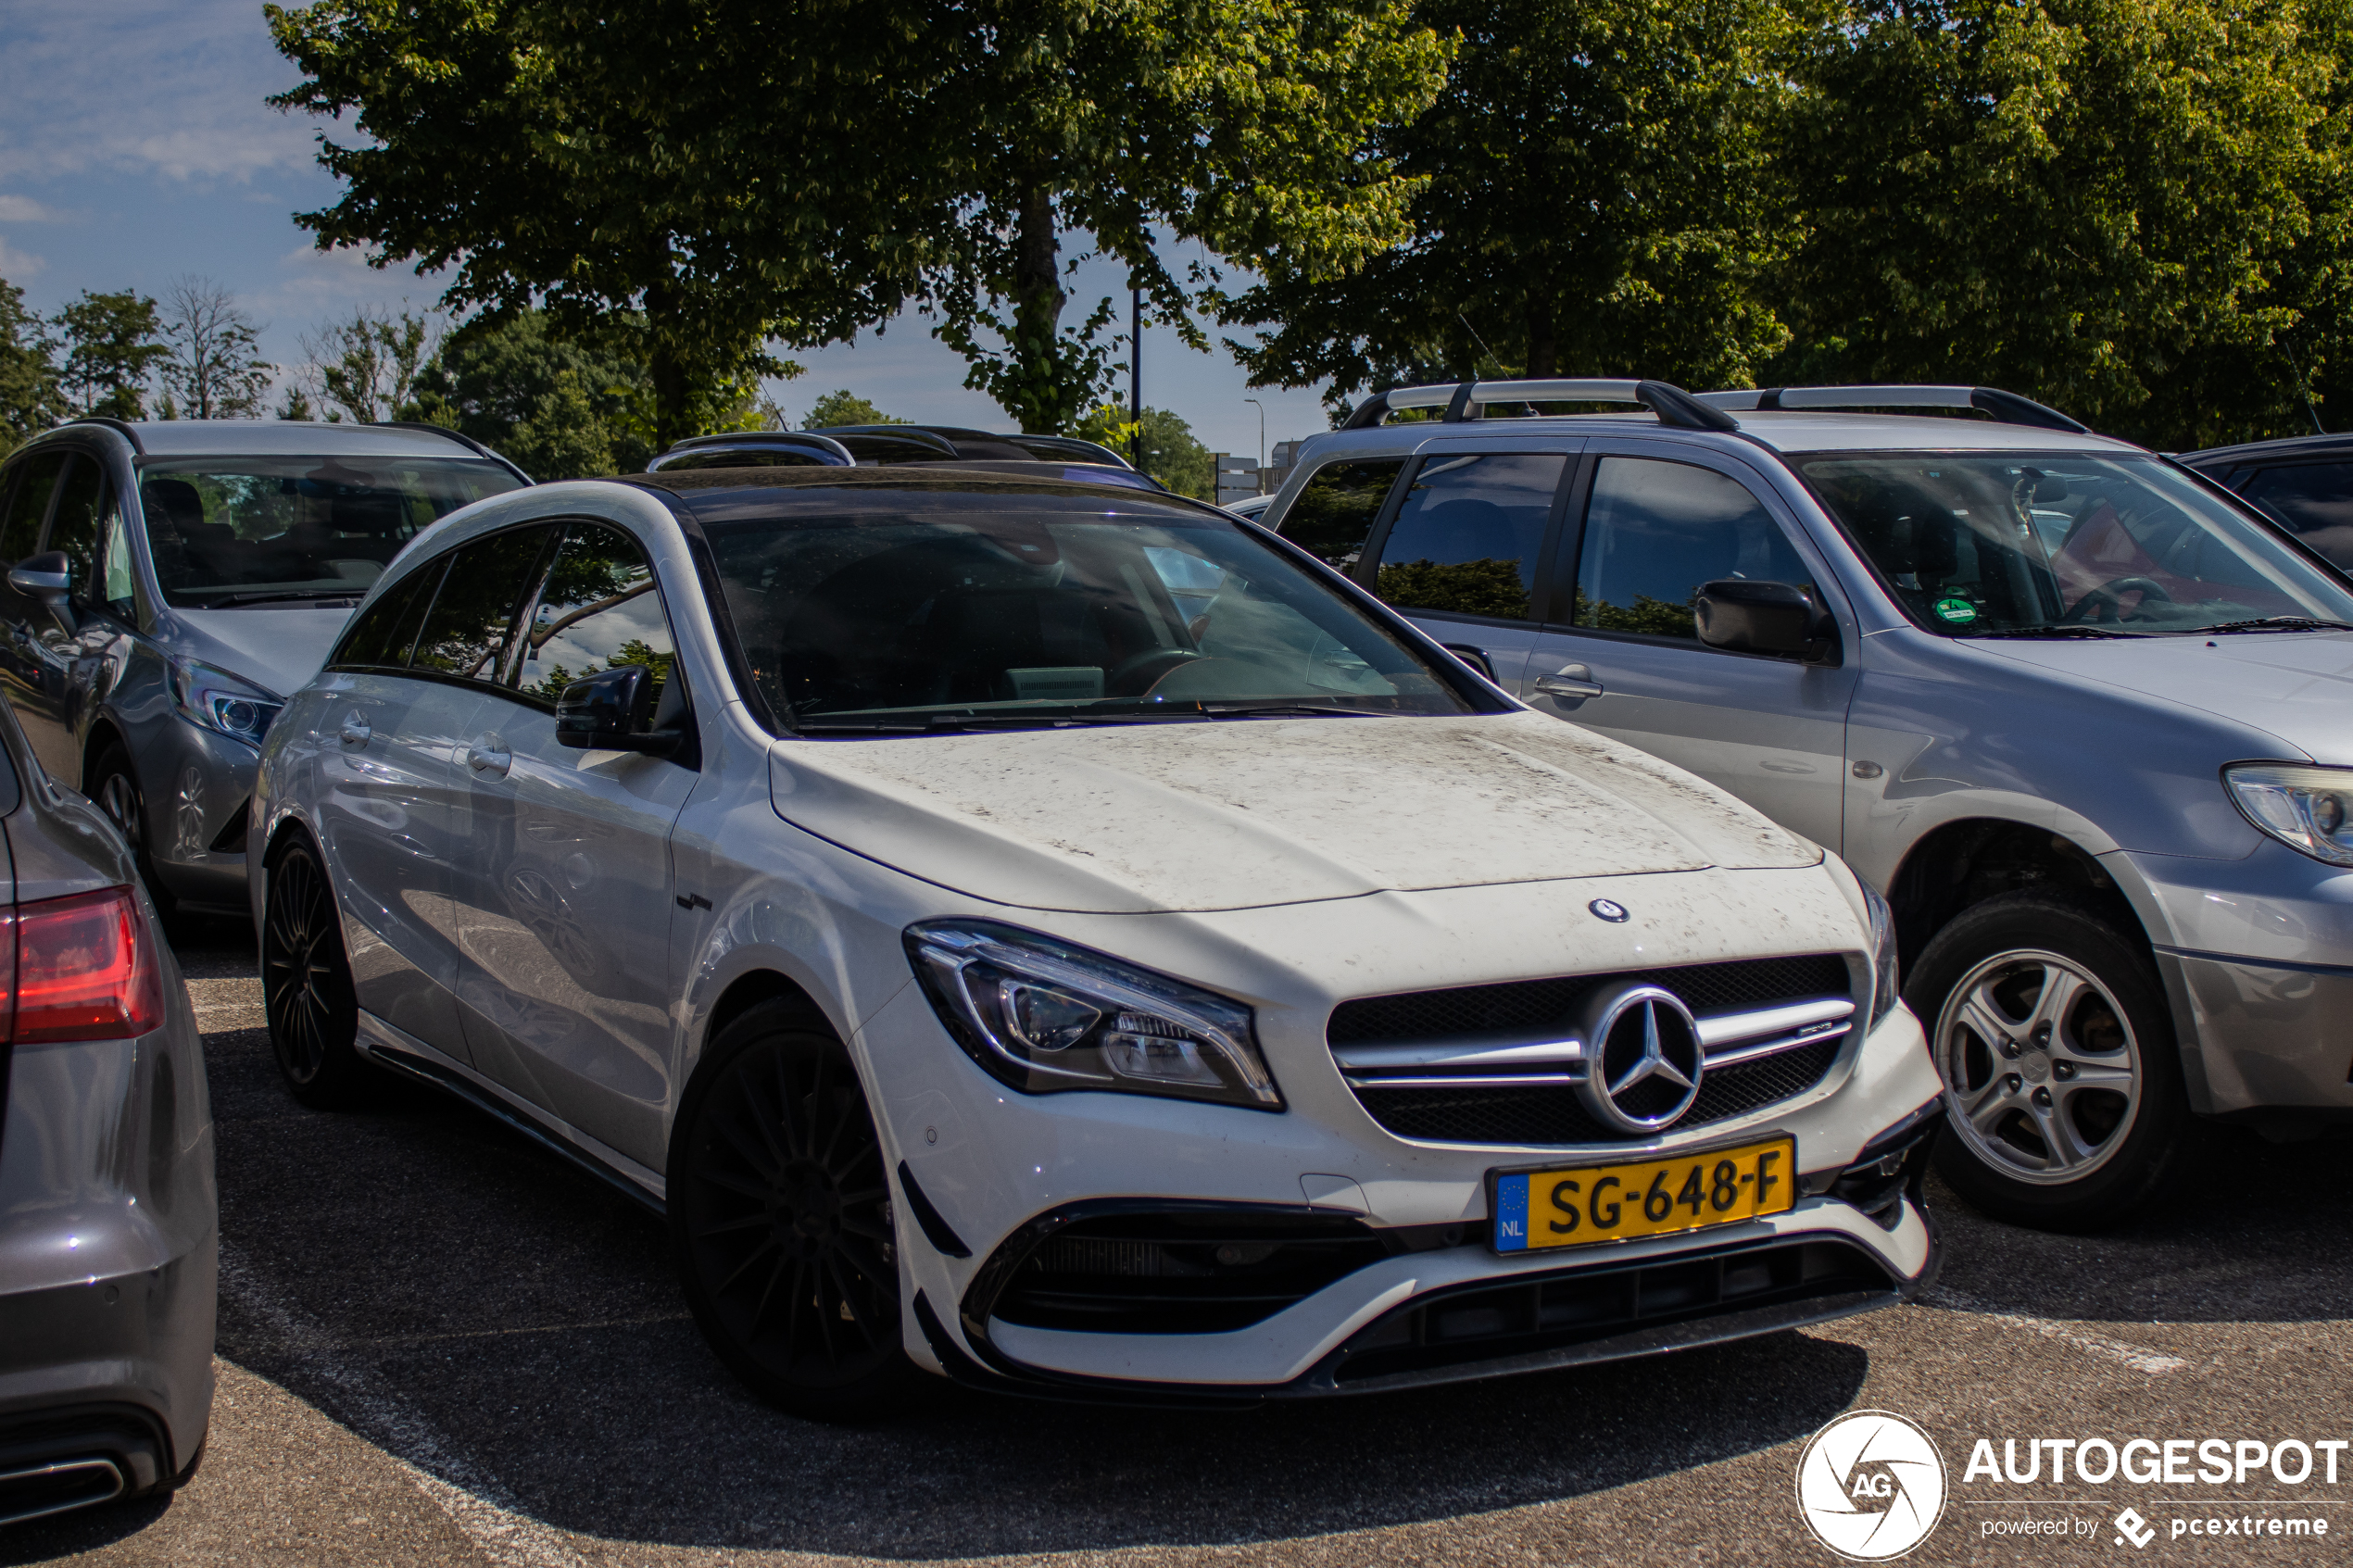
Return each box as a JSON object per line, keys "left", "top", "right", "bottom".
{"left": 1933, "top": 597, "right": 1978, "bottom": 624}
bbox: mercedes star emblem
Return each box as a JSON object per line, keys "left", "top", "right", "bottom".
{"left": 1576, "top": 984, "right": 1705, "bottom": 1133}
{"left": 1589, "top": 898, "right": 1629, "bottom": 922}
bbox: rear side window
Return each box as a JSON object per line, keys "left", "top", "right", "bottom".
{"left": 510, "top": 523, "right": 673, "bottom": 702}
{"left": 44, "top": 456, "right": 114, "bottom": 600}
{"left": 2235, "top": 462, "right": 2353, "bottom": 570}
{"left": 409, "top": 527, "right": 553, "bottom": 683}
{"left": 1278, "top": 458, "right": 1405, "bottom": 571}
{"left": 332, "top": 559, "right": 447, "bottom": 670}
{"left": 1572, "top": 458, "right": 1812, "bottom": 639}
{"left": 1373, "top": 453, "right": 1567, "bottom": 620}
{"left": 0, "top": 453, "right": 65, "bottom": 562}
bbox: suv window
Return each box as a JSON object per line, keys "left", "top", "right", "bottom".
{"left": 44, "top": 456, "right": 114, "bottom": 602}
{"left": 1281, "top": 458, "right": 1405, "bottom": 571}
{"left": 511, "top": 523, "right": 674, "bottom": 703}
{"left": 1572, "top": 457, "right": 1812, "bottom": 639}
{"left": 1373, "top": 453, "right": 1567, "bottom": 621}
{"left": 332, "top": 559, "right": 448, "bottom": 670}
{"left": 2233, "top": 462, "right": 2353, "bottom": 569}
{"left": 0, "top": 452, "right": 65, "bottom": 562}
{"left": 409, "top": 527, "right": 554, "bottom": 683}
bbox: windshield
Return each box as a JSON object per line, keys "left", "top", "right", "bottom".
{"left": 1797, "top": 452, "right": 2353, "bottom": 635}
{"left": 137, "top": 456, "right": 522, "bottom": 608}
{"left": 690, "top": 483, "right": 1478, "bottom": 731}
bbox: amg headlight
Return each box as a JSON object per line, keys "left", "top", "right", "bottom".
{"left": 2225, "top": 762, "right": 2353, "bottom": 867}
{"left": 170, "top": 656, "right": 283, "bottom": 748}
{"left": 1862, "top": 876, "right": 1900, "bottom": 1031}
{"left": 904, "top": 921, "right": 1283, "bottom": 1110}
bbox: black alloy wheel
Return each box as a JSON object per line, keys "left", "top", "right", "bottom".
{"left": 670, "top": 999, "right": 926, "bottom": 1420}
{"left": 89, "top": 743, "right": 176, "bottom": 915}
{"left": 262, "top": 835, "right": 371, "bottom": 1109}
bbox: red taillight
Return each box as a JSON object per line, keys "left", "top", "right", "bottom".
{"left": 5, "top": 886, "right": 165, "bottom": 1044}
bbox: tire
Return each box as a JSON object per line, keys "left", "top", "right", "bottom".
{"left": 88, "top": 743, "right": 177, "bottom": 917}
{"left": 669, "top": 1000, "right": 927, "bottom": 1421}
{"left": 1906, "top": 893, "right": 2195, "bottom": 1231}
{"left": 261, "top": 835, "right": 372, "bottom": 1110}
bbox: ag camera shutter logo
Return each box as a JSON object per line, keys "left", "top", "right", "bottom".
{"left": 1795, "top": 1410, "right": 1948, "bottom": 1561}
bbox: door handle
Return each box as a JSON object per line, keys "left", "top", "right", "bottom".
{"left": 338, "top": 710, "right": 371, "bottom": 746}
{"left": 1533, "top": 663, "right": 1604, "bottom": 698}
{"left": 466, "top": 733, "right": 512, "bottom": 778}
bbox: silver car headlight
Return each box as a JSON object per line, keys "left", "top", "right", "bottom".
{"left": 905, "top": 921, "right": 1283, "bottom": 1110}
{"left": 2224, "top": 762, "right": 2353, "bottom": 867}
{"left": 1862, "top": 876, "right": 1900, "bottom": 1032}
{"left": 169, "top": 656, "right": 283, "bottom": 749}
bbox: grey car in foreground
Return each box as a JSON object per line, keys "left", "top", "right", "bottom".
{"left": 1265, "top": 378, "right": 2353, "bottom": 1229}
{"left": 0, "top": 692, "right": 213, "bottom": 1524}
{"left": 0, "top": 419, "right": 525, "bottom": 914}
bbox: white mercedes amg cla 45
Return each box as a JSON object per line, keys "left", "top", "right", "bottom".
{"left": 250, "top": 458, "right": 1942, "bottom": 1416}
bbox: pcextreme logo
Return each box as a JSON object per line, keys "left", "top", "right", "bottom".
{"left": 1796, "top": 1410, "right": 1950, "bottom": 1561}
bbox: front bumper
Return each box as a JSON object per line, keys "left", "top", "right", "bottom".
{"left": 2123, "top": 843, "right": 2353, "bottom": 1116}
{"left": 122, "top": 707, "right": 260, "bottom": 909}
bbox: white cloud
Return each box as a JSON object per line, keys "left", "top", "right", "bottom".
{"left": 0, "top": 1, "right": 319, "bottom": 185}
{"left": 0, "top": 237, "right": 45, "bottom": 281}
{"left": 0, "top": 195, "right": 61, "bottom": 222}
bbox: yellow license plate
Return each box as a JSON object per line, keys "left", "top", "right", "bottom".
{"left": 1489, "top": 1135, "right": 1796, "bottom": 1253}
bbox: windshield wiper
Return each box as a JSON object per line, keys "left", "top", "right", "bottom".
{"left": 1964, "top": 625, "right": 2138, "bottom": 640}
{"left": 1199, "top": 701, "right": 1392, "bottom": 718}
{"left": 792, "top": 711, "right": 1198, "bottom": 734}
{"left": 190, "top": 590, "right": 364, "bottom": 608}
{"left": 2181, "top": 616, "right": 2353, "bottom": 634}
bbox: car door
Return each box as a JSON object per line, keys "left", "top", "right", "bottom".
{"left": 1356, "top": 445, "right": 1580, "bottom": 687}
{"left": 313, "top": 527, "right": 545, "bottom": 1056}
{"left": 0, "top": 451, "right": 81, "bottom": 782}
{"left": 2225, "top": 459, "right": 2353, "bottom": 570}
{"left": 1522, "top": 446, "right": 1858, "bottom": 852}
{"left": 447, "top": 520, "right": 694, "bottom": 1169}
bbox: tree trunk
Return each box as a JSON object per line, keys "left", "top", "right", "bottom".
{"left": 1525, "top": 283, "right": 1558, "bottom": 380}
{"left": 645, "top": 248, "right": 689, "bottom": 453}
{"left": 1011, "top": 180, "right": 1065, "bottom": 433}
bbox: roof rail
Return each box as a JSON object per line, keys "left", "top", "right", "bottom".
{"left": 64, "top": 416, "right": 144, "bottom": 453}
{"left": 367, "top": 420, "right": 535, "bottom": 483}
{"left": 646, "top": 431, "right": 857, "bottom": 471}
{"left": 1340, "top": 378, "right": 1738, "bottom": 433}
{"left": 1694, "top": 384, "right": 2088, "bottom": 434}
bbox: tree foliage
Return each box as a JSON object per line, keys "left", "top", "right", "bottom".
{"left": 0, "top": 279, "right": 64, "bottom": 455}
{"left": 801, "top": 389, "right": 904, "bottom": 428}
{"left": 413, "top": 309, "right": 657, "bottom": 472}
{"left": 1224, "top": 0, "right": 1794, "bottom": 414}
{"left": 53, "top": 290, "right": 168, "bottom": 420}
{"left": 159, "top": 277, "right": 274, "bottom": 419}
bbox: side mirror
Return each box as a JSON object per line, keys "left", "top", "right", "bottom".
{"left": 555, "top": 664, "right": 679, "bottom": 755}
{"left": 7, "top": 550, "right": 77, "bottom": 633}
{"left": 1440, "top": 642, "right": 1498, "bottom": 683}
{"left": 1693, "top": 580, "right": 1839, "bottom": 664}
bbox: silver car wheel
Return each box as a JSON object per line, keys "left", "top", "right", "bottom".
{"left": 1933, "top": 947, "right": 2142, "bottom": 1185}
{"left": 97, "top": 769, "right": 143, "bottom": 850}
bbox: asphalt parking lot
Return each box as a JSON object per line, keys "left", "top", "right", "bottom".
{"left": 7, "top": 917, "right": 2351, "bottom": 1568}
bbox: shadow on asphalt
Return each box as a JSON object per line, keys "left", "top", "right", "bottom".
{"left": 37, "top": 915, "right": 2351, "bottom": 1558}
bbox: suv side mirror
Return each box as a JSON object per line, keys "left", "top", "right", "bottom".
{"left": 556, "top": 664, "right": 680, "bottom": 755}
{"left": 7, "top": 550, "right": 78, "bottom": 633}
{"left": 1693, "top": 580, "right": 1839, "bottom": 664}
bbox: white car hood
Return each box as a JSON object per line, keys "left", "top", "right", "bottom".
{"left": 1971, "top": 631, "right": 2353, "bottom": 762}
{"left": 768, "top": 711, "right": 1820, "bottom": 914}
{"left": 168, "top": 606, "right": 355, "bottom": 698}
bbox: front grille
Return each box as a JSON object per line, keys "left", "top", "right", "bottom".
{"left": 1327, "top": 1236, "right": 1891, "bottom": 1386}
{"left": 1330, "top": 955, "right": 1855, "bottom": 1147}
{"left": 1329, "top": 955, "right": 1851, "bottom": 1045}
{"left": 985, "top": 1210, "right": 1391, "bottom": 1335}
{"left": 1355, "top": 1036, "right": 1842, "bottom": 1145}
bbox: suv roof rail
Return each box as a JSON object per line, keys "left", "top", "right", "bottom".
{"left": 367, "top": 420, "right": 535, "bottom": 482}
{"left": 647, "top": 431, "right": 857, "bottom": 470}
{"left": 1340, "top": 378, "right": 1738, "bottom": 433}
{"left": 1693, "top": 384, "right": 2088, "bottom": 433}
{"left": 64, "top": 416, "right": 144, "bottom": 453}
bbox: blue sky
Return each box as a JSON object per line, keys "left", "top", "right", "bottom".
{"left": 0, "top": 0, "right": 1336, "bottom": 462}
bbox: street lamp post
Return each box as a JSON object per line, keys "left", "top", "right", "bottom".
{"left": 1243, "top": 397, "right": 1265, "bottom": 494}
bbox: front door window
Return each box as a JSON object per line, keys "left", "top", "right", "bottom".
{"left": 1573, "top": 458, "right": 1816, "bottom": 639}
{"left": 1373, "top": 454, "right": 1567, "bottom": 621}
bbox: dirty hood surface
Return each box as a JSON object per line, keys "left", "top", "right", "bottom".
{"left": 768, "top": 711, "right": 1820, "bottom": 913}
{"left": 1972, "top": 631, "right": 2353, "bottom": 762}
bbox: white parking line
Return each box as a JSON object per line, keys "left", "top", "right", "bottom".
{"left": 219, "top": 1245, "right": 591, "bottom": 1568}
{"left": 1923, "top": 1285, "right": 2189, "bottom": 1374}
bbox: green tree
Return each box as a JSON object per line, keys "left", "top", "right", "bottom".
{"left": 1120, "top": 406, "right": 1214, "bottom": 497}
{"left": 413, "top": 309, "right": 658, "bottom": 470}
{"left": 53, "top": 290, "right": 168, "bottom": 420}
{"left": 802, "top": 389, "right": 904, "bottom": 427}
{"left": 1772, "top": 0, "right": 2345, "bottom": 446}
{"left": 1377, "top": 557, "right": 1529, "bottom": 617}
{"left": 509, "top": 370, "right": 619, "bottom": 479}
{"left": 160, "top": 277, "right": 275, "bottom": 419}
{"left": 924, "top": 1, "right": 1448, "bottom": 433}
{"left": 302, "top": 306, "right": 437, "bottom": 423}
{"left": 0, "top": 279, "right": 64, "bottom": 454}
{"left": 1225, "top": 0, "right": 1794, "bottom": 415}
{"left": 267, "top": 0, "right": 939, "bottom": 449}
